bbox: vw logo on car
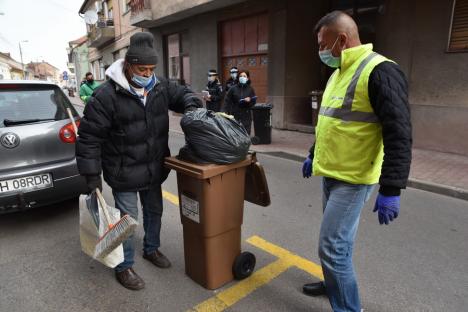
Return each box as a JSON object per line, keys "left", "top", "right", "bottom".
{"left": 1, "top": 133, "right": 20, "bottom": 149}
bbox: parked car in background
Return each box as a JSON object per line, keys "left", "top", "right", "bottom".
{"left": 0, "top": 80, "right": 87, "bottom": 214}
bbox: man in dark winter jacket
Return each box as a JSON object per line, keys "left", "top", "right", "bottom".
{"left": 203, "top": 69, "right": 223, "bottom": 112}
{"left": 76, "top": 32, "right": 202, "bottom": 291}
{"left": 301, "top": 11, "right": 412, "bottom": 312}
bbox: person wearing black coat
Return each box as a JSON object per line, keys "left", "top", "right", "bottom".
{"left": 75, "top": 32, "right": 202, "bottom": 291}
{"left": 203, "top": 69, "right": 223, "bottom": 112}
{"left": 224, "top": 66, "right": 239, "bottom": 94}
{"left": 223, "top": 70, "right": 256, "bottom": 135}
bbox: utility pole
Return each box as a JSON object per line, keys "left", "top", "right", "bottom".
{"left": 18, "top": 40, "right": 28, "bottom": 79}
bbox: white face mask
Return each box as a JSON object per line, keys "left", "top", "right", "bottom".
{"left": 230, "top": 72, "right": 238, "bottom": 79}
{"left": 208, "top": 76, "right": 216, "bottom": 82}
{"left": 239, "top": 76, "right": 248, "bottom": 84}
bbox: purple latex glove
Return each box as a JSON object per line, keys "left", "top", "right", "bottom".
{"left": 373, "top": 194, "right": 400, "bottom": 225}
{"left": 302, "top": 155, "right": 312, "bottom": 178}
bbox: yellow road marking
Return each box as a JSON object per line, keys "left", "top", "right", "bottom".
{"left": 160, "top": 190, "right": 324, "bottom": 311}
{"left": 247, "top": 235, "right": 324, "bottom": 280}
{"left": 163, "top": 189, "right": 179, "bottom": 205}
{"left": 190, "top": 259, "right": 290, "bottom": 312}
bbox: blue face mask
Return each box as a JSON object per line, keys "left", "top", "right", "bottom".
{"left": 318, "top": 36, "right": 341, "bottom": 68}
{"left": 239, "top": 76, "right": 248, "bottom": 84}
{"left": 131, "top": 73, "right": 154, "bottom": 88}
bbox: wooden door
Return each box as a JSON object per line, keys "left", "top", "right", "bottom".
{"left": 220, "top": 13, "right": 269, "bottom": 102}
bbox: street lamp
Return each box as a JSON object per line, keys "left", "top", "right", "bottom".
{"left": 18, "top": 40, "right": 28, "bottom": 79}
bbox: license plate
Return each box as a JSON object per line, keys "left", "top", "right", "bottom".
{"left": 0, "top": 173, "right": 53, "bottom": 194}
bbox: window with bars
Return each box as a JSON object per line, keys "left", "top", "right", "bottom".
{"left": 99, "top": 59, "right": 105, "bottom": 79}
{"left": 164, "top": 32, "right": 191, "bottom": 85}
{"left": 448, "top": 0, "right": 468, "bottom": 52}
{"left": 92, "top": 61, "right": 99, "bottom": 79}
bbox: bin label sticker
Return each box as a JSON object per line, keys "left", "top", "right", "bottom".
{"left": 181, "top": 194, "right": 200, "bottom": 223}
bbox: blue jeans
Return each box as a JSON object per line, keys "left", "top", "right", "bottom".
{"left": 113, "top": 186, "right": 163, "bottom": 272}
{"left": 319, "top": 177, "right": 374, "bottom": 312}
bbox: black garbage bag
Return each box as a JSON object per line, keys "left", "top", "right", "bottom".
{"left": 179, "top": 109, "right": 251, "bottom": 164}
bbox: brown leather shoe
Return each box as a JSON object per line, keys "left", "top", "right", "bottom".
{"left": 115, "top": 268, "right": 145, "bottom": 290}
{"left": 143, "top": 250, "right": 171, "bottom": 268}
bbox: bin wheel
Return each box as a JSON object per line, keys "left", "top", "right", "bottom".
{"left": 233, "top": 252, "right": 256, "bottom": 280}
{"left": 251, "top": 136, "right": 261, "bottom": 145}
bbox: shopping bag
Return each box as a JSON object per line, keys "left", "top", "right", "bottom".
{"left": 244, "top": 152, "right": 271, "bottom": 207}
{"left": 79, "top": 192, "right": 124, "bottom": 268}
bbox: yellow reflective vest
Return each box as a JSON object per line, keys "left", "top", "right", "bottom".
{"left": 313, "top": 44, "right": 391, "bottom": 185}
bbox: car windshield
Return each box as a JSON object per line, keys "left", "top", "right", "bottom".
{"left": 0, "top": 85, "right": 72, "bottom": 128}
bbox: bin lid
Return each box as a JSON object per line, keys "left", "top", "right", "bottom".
{"left": 164, "top": 155, "right": 252, "bottom": 179}
{"left": 251, "top": 103, "right": 273, "bottom": 110}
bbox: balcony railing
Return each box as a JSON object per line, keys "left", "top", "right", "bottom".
{"left": 129, "top": 0, "right": 153, "bottom": 27}
{"left": 88, "top": 20, "right": 115, "bottom": 48}
{"left": 96, "top": 18, "right": 114, "bottom": 28}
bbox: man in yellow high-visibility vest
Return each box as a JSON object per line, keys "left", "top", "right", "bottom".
{"left": 301, "top": 11, "right": 412, "bottom": 312}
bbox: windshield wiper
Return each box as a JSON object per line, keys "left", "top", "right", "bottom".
{"left": 3, "top": 118, "right": 56, "bottom": 126}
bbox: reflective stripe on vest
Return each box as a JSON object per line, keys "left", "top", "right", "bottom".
{"left": 319, "top": 52, "right": 379, "bottom": 123}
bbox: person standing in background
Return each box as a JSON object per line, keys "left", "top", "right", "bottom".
{"left": 224, "top": 66, "right": 238, "bottom": 94}
{"left": 203, "top": 69, "right": 223, "bottom": 112}
{"left": 223, "top": 70, "right": 257, "bottom": 135}
{"left": 79, "top": 72, "right": 99, "bottom": 104}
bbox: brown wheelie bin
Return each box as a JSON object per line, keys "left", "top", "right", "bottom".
{"left": 165, "top": 152, "right": 270, "bottom": 289}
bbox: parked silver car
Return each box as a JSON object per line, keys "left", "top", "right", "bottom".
{"left": 0, "top": 80, "right": 87, "bottom": 214}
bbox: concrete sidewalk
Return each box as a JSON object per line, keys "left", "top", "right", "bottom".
{"left": 69, "top": 94, "right": 468, "bottom": 201}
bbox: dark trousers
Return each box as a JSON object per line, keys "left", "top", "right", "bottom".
{"left": 234, "top": 110, "right": 252, "bottom": 135}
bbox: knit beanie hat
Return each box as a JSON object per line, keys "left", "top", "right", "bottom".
{"left": 125, "top": 32, "right": 158, "bottom": 65}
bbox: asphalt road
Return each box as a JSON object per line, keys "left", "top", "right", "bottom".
{"left": 0, "top": 107, "right": 467, "bottom": 312}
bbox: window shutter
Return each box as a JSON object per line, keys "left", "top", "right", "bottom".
{"left": 449, "top": 0, "right": 468, "bottom": 52}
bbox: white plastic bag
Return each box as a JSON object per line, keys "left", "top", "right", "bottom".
{"left": 79, "top": 193, "right": 124, "bottom": 268}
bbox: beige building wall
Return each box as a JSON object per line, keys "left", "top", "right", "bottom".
{"left": 375, "top": 0, "right": 468, "bottom": 155}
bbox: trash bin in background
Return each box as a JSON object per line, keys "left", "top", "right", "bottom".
{"left": 165, "top": 153, "right": 270, "bottom": 289}
{"left": 251, "top": 103, "right": 273, "bottom": 145}
{"left": 309, "top": 90, "right": 323, "bottom": 128}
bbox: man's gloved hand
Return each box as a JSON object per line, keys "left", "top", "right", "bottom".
{"left": 373, "top": 194, "right": 400, "bottom": 225}
{"left": 85, "top": 175, "right": 102, "bottom": 194}
{"left": 302, "top": 154, "right": 313, "bottom": 178}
